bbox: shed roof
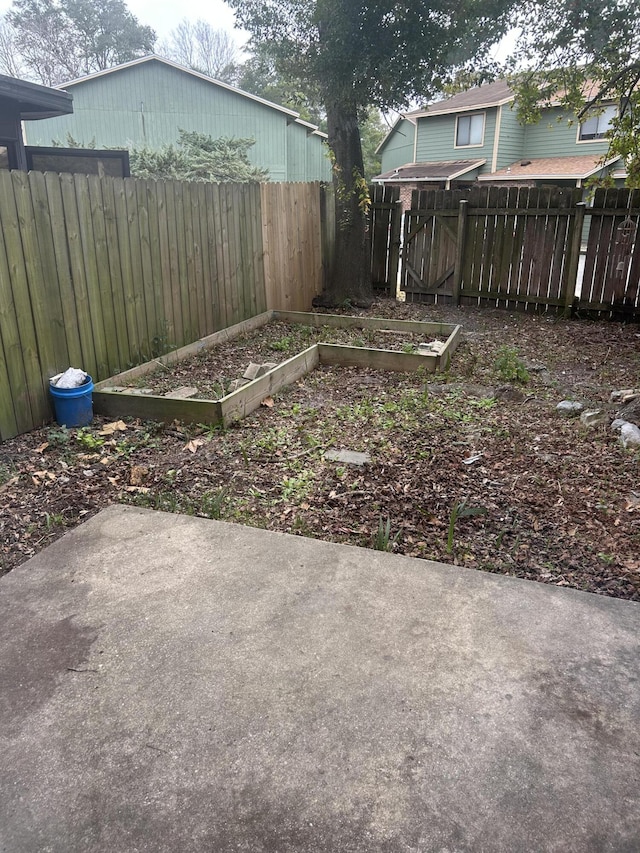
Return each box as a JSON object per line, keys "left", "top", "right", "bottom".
{"left": 374, "top": 159, "right": 485, "bottom": 183}
{"left": 479, "top": 154, "right": 622, "bottom": 181}
{"left": 56, "top": 55, "right": 327, "bottom": 138}
{"left": 0, "top": 73, "right": 73, "bottom": 120}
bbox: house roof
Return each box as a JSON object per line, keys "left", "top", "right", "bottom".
{"left": 56, "top": 55, "right": 328, "bottom": 139}
{"left": 478, "top": 154, "right": 622, "bottom": 181}
{"left": 0, "top": 73, "right": 73, "bottom": 120}
{"left": 411, "top": 80, "right": 515, "bottom": 118}
{"left": 374, "top": 160, "right": 485, "bottom": 183}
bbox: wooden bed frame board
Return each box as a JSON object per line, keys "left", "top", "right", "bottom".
{"left": 93, "top": 312, "right": 462, "bottom": 427}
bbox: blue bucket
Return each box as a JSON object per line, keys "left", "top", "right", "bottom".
{"left": 50, "top": 375, "right": 94, "bottom": 428}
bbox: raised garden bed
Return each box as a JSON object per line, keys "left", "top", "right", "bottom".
{"left": 94, "top": 310, "right": 462, "bottom": 427}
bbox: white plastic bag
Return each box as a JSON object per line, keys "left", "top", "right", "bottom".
{"left": 50, "top": 368, "right": 88, "bottom": 389}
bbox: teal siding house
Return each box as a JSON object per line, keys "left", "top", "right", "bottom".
{"left": 24, "top": 56, "right": 330, "bottom": 182}
{"left": 375, "top": 80, "right": 624, "bottom": 195}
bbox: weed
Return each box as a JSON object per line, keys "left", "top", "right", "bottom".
{"left": 238, "top": 442, "right": 250, "bottom": 467}
{"left": 198, "top": 488, "right": 228, "bottom": 520}
{"left": 598, "top": 552, "right": 615, "bottom": 565}
{"left": 47, "top": 426, "right": 71, "bottom": 448}
{"left": 292, "top": 515, "right": 313, "bottom": 536}
{"left": 281, "top": 470, "right": 315, "bottom": 502}
{"left": 401, "top": 342, "right": 415, "bottom": 354}
{"left": 0, "top": 464, "right": 13, "bottom": 486}
{"left": 493, "top": 346, "right": 530, "bottom": 384}
{"left": 197, "top": 422, "right": 225, "bottom": 439}
{"left": 373, "top": 516, "right": 400, "bottom": 551}
{"left": 269, "top": 336, "right": 293, "bottom": 352}
{"left": 44, "top": 512, "right": 65, "bottom": 530}
{"left": 447, "top": 500, "right": 487, "bottom": 554}
{"left": 75, "top": 428, "right": 105, "bottom": 450}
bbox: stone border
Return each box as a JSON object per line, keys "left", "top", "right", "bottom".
{"left": 93, "top": 311, "right": 462, "bottom": 427}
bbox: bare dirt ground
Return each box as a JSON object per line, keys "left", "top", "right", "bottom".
{"left": 1, "top": 298, "right": 639, "bottom": 600}
{"left": 118, "top": 321, "right": 442, "bottom": 399}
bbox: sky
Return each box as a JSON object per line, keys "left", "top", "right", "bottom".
{"left": 0, "top": 0, "right": 247, "bottom": 45}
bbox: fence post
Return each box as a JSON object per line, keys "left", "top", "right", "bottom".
{"left": 387, "top": 196, "right": 402, "bottom": 295}
{"left": 564, "top": 201, "right": 586, "bottom": 314}
{"left": 452, "top": 199, "right": 468, "bottom": 305}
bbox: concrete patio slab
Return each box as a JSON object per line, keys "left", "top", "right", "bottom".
{"left": 1, "top": 505, "right": 638, "bottom": 852}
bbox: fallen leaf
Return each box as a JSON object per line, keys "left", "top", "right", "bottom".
{"left": 35, "top": 442, "right": 49, "bottom": 453}
{"left": 98, "top": 420, "right": 128, "bottom": 436}
{"left": 124, "top": 485, "right": 150, "bottom": 493}
{"left": 130, "top": 465, "right": 149, "bottom": 485}
{"left": 0, "top": 475, "right": 19, "bottom": 492}
{"left": 107, "top": 476, "right": 119, "bottom": 486}
{"left": 261, "top": 396, "right": 274, "bottom": 408}
{"left": 184, "top": 438, "right": 205, "bottom": 454}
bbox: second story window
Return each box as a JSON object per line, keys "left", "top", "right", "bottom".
{"left": 579, "top": 105, "right": 617, "bottom": 141}
{"left": 456, "top": 113, "right": 484, "bottom": 147}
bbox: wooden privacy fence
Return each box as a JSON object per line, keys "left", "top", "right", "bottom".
{"left": 370, "top": 185, "right": 640, "bottom": 319}
{"left": 0, "top": 172, "right": 331, "bottom": 441}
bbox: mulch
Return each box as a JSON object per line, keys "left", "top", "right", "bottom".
{"left": 1, "top": 298, "right": 639, "bottom": 601}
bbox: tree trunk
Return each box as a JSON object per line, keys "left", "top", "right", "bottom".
{"left": 318, "top": 98, "right": 372, "bottom": 307}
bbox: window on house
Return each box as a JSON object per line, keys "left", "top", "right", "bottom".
{"left": 579, "top": 106, "right": 617, "bottom": 141}
{"left": 456, "top": 113, "right": 484, "bottom": 147}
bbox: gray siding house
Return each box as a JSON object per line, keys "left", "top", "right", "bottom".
{"left": 24, "top": 55, "right": 330, "bottom": 182}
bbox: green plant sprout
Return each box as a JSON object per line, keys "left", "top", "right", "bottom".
{"left": 447, "top": 500, "right": 487, "bottom": 554}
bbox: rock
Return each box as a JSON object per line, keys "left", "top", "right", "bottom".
{"left": 324, "top": 449, "right": 371, "bottom": 466}
{"left": 611, "top": 419, "right": 627, "bottom": 432}
{"left": 243, "top": 362, "right": 278, "bottom": 381}
{"left": 580, "top": 409, "right": 608, "bottom": 427}
{"left": 525, "top": 362, "right": 548, "bottom": 373}
{"left": 556, "top": 400, "right": 583, "bottom": 418}
{"left": 125, "top": 388, "right": 155, "bottom": 396}
{"left": 243, "top": 362, "right": 262, "bottom": 381}
{"left": 618, "top": 396, "right": 640, "bottom": 427}
{"left": 164, "top": 386, "right": 199, "bottom": 399}
{"left": 610, "top": 389, "right": 639, "bottom": 404}
{"left": 620, "top": 423, "right": 640, "bottom": 449}
{"left": 227, "top": 378, "right": 249, "bottom": 393}
{"left": 418, "top": 341, "right": 446, "bottom": 355}
{"left": 494, "top": 384, "right": 526, "bottom": 403}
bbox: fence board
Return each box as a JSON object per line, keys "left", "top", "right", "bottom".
{"left": 97, "top": 177, "right": 129, "bottom": 373}
{"left": 1, "top": 173, "right": 51, "bottom": 427}
{"left": 87, "top": 175, "right": 121, "bottom": 376}
{"left": 0, "top": 219, "right": 24, "bottom": 437}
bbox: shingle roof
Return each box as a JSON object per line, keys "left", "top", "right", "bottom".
{"left": 374, "top": 160, "right": 485, "bottom": 182}
{"left": 412, "top": 80, "right": 514, "bottom": 117}
{"left": 479, "top": 154, "right": 622, "bottom": 181}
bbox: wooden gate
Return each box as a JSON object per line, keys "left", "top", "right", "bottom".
{"left": 369, "top": 184, "right": 401, "bottom": 293}
{"left": 401, "top": 189, "right": 462, "bottom": 302}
